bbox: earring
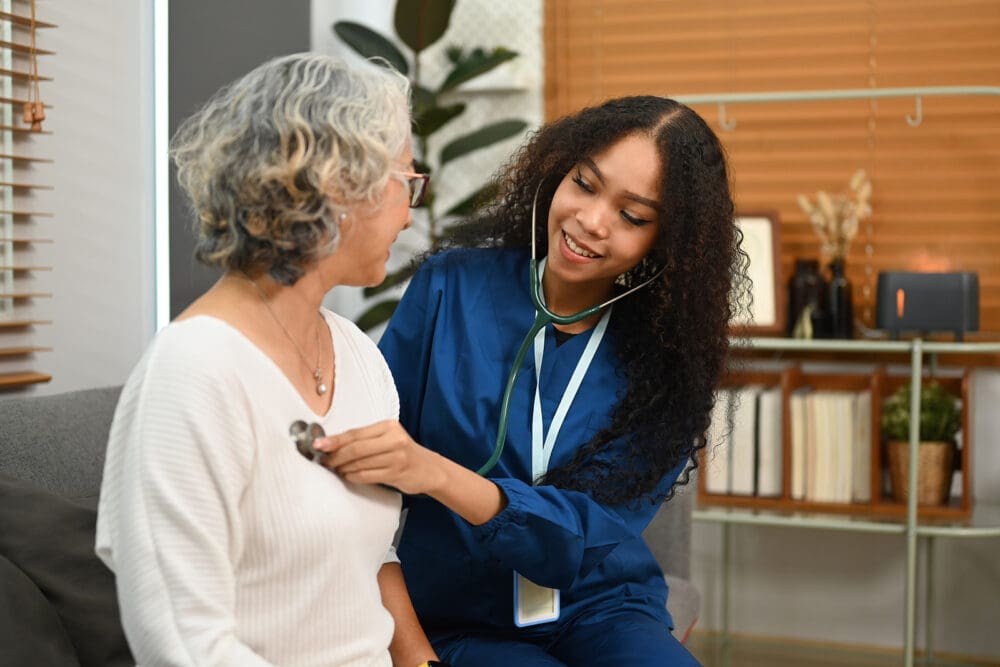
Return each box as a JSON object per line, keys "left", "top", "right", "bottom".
{"left": 338, "top": 212, "right": 348, "bottom": 221}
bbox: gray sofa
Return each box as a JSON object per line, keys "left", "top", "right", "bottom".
{"left": 0, "top": 386, "right": 131, "bottom": 667}
{"left": 0, "top": 386, "right": 699, "bottom": 665}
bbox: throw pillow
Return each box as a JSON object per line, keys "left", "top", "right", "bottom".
{"left": 0, "top": 474, "right": 133, "bottom": 667}
{"left": 0, "top": 554, "right": 80, "bottom": 667}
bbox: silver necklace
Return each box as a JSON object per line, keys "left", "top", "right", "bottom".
{"left": 243, "top": 273, "right": 328, "bottom": 396}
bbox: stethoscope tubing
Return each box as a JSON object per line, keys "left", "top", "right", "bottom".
{"left": 476, "top": 184, "right": 664, "bottom": 476}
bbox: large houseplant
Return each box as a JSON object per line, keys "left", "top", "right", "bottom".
{"left": 334, "top": 0, "right": 528, "bottom": 330}
{"left": 880, "top": 382, "right": 962, "bottom": 505}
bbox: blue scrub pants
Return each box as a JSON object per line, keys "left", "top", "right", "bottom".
{"left": 434, "top": 610, "right": 702, "bottom": 666}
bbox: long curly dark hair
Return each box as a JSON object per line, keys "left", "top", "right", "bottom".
{"left": 442, "top": 96, "right": 745, "bottom": 505}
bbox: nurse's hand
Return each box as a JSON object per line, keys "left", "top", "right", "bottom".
{"left": 314, "top": 420, "right": 447, "bottom": 496}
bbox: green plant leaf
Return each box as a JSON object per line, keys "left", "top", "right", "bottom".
{"left": 411, "top": 84, "right": 437, "bottom": 115}
{"left": 445, "top": 45, "right": 463, "bottom": 64}
{"left": 439, "top": 119, "right": 528, "bottom": 167}
{"left": 356, "top": 298, "right": 401, "bottom": 331}
{"left": 395, "top": 0, "right": 455, "bottom": 54}
{"left": 333, "top": 21, "right": 409, "bottom": 75}
{"left": 880, "top": 382, "right": 962, "bottom": 442}
{"left": 414, "top": 103, "right": 465, "bottom": 137}
{"left": 444, "top": 181, "right": 499, "bottom": 217}
{"left": 438, "top": 47, "right": 519, "bottom": 93}
{"left": 362, "top": 263, "right": 420, "bottom": 298}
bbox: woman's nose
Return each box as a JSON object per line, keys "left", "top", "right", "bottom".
{"left": 577, "top": 201, "right": 610, "bottom": 239}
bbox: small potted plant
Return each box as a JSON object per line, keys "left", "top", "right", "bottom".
{"left": 880, "top": 382, "right": 962, "bottom": 505}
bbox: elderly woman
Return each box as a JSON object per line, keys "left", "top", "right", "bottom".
{"left": 96, "top": 53, "right": 439, "bottom": 666}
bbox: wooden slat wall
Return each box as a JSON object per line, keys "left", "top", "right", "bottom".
{"left": 545, "top": 0, "right": 1000, "bottom": 332}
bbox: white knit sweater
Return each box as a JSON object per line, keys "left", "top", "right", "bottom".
{"left": 96, "top": 311, "right": 401, "bottom": 666}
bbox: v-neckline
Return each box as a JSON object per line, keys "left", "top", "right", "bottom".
{"left": 175, "top": 313, "right": 340, "bottom": 421}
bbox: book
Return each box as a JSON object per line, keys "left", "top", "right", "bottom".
{"left": 704, "top": 388, "right": 732, "bottom": 494}
{"left": 833, "top": 391, "right": 856, "bottom": 503}
{"left": 790, "top": 388, "right": 810, "bottom": 500}
{"left": 852, "top": 389, "right": 872, "bottom": 503}
{"left": 730, "top": 385, "right": 763, "bottom": 496}
{"left": 806, "top": 390, "right": 837, "bottom": 503}
{"left": 806, "top": 390, "right": 856, "bottom": 504}
{"left": 756, "top": 386, "right": 784, "bottom": 497}
{"left": 804, "top": 391, "right": 822, "bottom": 501}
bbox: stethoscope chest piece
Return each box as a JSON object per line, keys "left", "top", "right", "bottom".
{"left": 289, "top": 420, "right": 326, "bottom": 462}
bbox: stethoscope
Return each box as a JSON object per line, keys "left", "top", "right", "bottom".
{"left": 475, "top": 185, "right": 665, "bottom": 476}
{"left": 287, "top": 185, "right": 665, "bottom": 478}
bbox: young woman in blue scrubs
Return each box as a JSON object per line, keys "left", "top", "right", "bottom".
{"left": 318, "top": 96, "right": 742, "bottom": 666}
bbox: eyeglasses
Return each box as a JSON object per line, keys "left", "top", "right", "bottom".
{"left": 397, "top": 171, "right": 429, "bottom": 208}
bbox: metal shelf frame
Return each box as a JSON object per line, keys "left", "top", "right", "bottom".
{"left": 698, "top": 337, "right": 1000, "bottom": 667}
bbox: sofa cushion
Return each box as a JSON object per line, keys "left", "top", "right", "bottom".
{"left": 0, "top": 553, "right": 81, "bottom": 667}
{"left": 0, "top": 474, "right": 133, "bottom": 667}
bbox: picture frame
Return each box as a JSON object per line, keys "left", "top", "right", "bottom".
{"left": 731, "top": 211, "right": 785, "bottom": 335}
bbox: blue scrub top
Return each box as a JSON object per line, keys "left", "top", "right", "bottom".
{"left": 379, "top": 248, "right": 681, "bottom": 636}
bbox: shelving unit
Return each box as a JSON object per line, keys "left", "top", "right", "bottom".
{"left": 701, "top": 356, "right": 974, "bottom": 520}
{"left": 695, "top": 337, "right": 1000, "bottom": 667}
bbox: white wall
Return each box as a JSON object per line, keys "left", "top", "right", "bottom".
{"left": 10, "top": 0, "right": 155, "bottom": 396}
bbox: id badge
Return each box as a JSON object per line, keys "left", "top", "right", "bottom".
{"left": 513, "top": 572, "right": 560, "bottom": 627}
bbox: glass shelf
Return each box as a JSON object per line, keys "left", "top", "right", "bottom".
{"left": 694, "top": 503, "right": 1000, "bottom": 538}
{"left": 742, "top": 337, "right": 1000, "bottom": 355}
{"left": 693, "top": 505, "right": 906, "bottom": 534}
{"left": 916, "top": 503, "right": 1000, "bottom": 538}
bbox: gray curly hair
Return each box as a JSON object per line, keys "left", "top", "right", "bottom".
{"left": 170, "top": 52, "right": 411, "bottom": 284}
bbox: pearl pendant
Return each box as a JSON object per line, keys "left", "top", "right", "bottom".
{"left": 312, "top": 368, "right": 326, "bottom": 396}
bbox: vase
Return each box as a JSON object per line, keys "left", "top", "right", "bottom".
{"left": 886, "top": 440, "right": 955, "bottom": 505}
{"left": 787, "top": 259, "right": 828, "bottom": 338}
{"left": 827, "top": 258, "right": 853, "bottom": 339}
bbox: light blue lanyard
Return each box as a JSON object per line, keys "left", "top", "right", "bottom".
{"left": 530, "top": 259, "right": 612, "bottom": 482}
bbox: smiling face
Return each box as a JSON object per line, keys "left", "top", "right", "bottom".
{"left": 325, "top": 145, "right": 415, "bottom": 287}
{"left": 544, "top": 133, "right": 662, "bottom": 302}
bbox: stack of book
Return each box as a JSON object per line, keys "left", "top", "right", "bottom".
{"left": 703, "top": 385, "right": 873, "bottom": 503}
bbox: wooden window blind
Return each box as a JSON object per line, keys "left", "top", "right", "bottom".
{"left": 0, "top": 0, "right": 53, "bottom": 390}
{"left": 545, "top": 0, "right": 1000, "bottom": 333}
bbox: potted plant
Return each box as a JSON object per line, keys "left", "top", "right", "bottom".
{"left": 880, "top": 381, "right": 962, "bottom": 505}
{"left": 333, "top": 0, "right": 528, "bottom": 330}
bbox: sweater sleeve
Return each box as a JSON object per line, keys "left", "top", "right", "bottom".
{"left": 96, "top": 333, "right": 274, "bottom": 666}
